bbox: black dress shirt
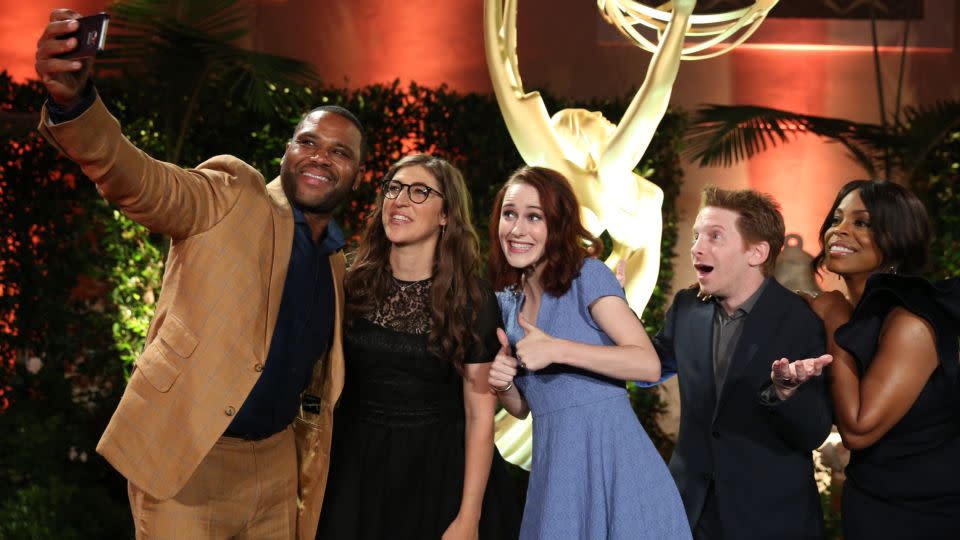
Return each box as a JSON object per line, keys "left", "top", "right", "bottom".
{"left": 711, "top": 277, "right": 769, "bottom": 393}
{"left": 225, "top": 207, "right": 343, "bottom": 439}
{"left": 45, "top": 80, "right": 97, "bottom": 123}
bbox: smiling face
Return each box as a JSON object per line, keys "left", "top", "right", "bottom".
{"left": 691, "top": 206, "right": 768, "bottom": 303}
{"left": 498, "top": 182, "right": 547, "bottom": 272}
{"left": 382, "top": 164, "right": 447, "bottom": 248}
{"left": 823, "top": 189, "right": 883, "bottom": 279}
{"left": 279, "top": 110, "right": 363, "bottom": 214}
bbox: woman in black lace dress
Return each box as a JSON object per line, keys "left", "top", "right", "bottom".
{"left": 316, "top": 154, "right": 520, "bottom": 540}
{"left": 796, "top": 180, "right": 960, "bottom": 539}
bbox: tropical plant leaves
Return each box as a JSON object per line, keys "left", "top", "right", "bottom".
{"left": 93, "top": 0, "right": 317, "bottom": 163}
{"left": 684, "top": 104, "right": 889, "bottom": 175}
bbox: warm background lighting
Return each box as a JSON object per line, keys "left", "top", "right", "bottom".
{"left": 3, "top": 0, "right": 957, "bottom": 296}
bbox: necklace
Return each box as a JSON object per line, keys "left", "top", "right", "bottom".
{"left": 392, "top": 275, "right": 432, "bottom": 292}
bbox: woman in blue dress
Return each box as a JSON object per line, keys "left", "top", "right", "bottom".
{"left": 486, "top": 166, "right": 690, "bottom": 539}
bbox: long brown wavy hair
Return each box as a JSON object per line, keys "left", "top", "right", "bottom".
{"left": 488, "top": 166, "right": 602, "bottom": 296}
{"left": 345, "top": 154, "right": 484, "bottom": 372}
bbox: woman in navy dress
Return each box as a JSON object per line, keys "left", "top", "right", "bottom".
{"left": 486, "top": 166, "right": 690, "bottom": 539}
{"left": 790, "top": 180, "right": 960, "bottom": 539}
{"left": 317, "top": 154, "right": 519, "bottom": 539}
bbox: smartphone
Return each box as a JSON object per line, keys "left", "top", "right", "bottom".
{"left": 56, "top": 12, "right": 109, "bottom": 59}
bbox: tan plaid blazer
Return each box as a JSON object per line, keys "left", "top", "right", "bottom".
{"left": 40, "top": 96, "right": 345, "bottom": 539}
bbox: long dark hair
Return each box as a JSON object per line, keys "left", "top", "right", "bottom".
{"left": 488, "top": 166, "right": 601, "bottom": 296}
{"left": 345, "top": 154, "right": 484, "bottom": 371}
{"left": 812, "top": 179, "right": 930, "bottom": 275}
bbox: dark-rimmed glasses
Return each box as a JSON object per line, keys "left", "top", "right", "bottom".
{"left": 383, "top": 180, "right": 444, "bottom": 204}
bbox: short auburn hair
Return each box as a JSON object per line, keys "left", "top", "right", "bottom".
{"left": 700, "top": 185, "right": 785, "bottom": 275}
{"left": 488, "top": 166, "right": 601, "bottom": 296}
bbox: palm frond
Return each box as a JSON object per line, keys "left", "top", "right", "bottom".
{"left": 216, "top": 49, "right": 317, "bottom": 115}
{"left": 898, "top": 100, "right": 960, "bottom": 181}
{"left": 93, "top": 0, "right": 318, "bottom": 164}
{"left": 685, "top": 104, "right": 888, "bottom": 172}
{"left": 98, "top": 2, "right": 316, "bottom": 114}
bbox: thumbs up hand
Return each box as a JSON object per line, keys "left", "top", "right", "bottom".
{"left": 515, "top": 314, "right": 560, "bottom": 371}
{"left": 488, "top": 328, "right": 519, "bottom": 393}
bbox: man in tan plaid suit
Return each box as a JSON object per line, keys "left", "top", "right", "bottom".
{"left": 36, "top": 9, "right": 362, "bottom": 538}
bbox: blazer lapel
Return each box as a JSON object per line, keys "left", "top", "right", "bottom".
{"left": 680, "top": 296, "right": 718, "bottom": 407}
{"left": 321, "top": 252, "right": 346, "bottom": 406}
{"left": 264, "top": 178, "right": 294, "bottom": 355}
{"left": 713, "top": 284, "right": 780, "bottom": 418}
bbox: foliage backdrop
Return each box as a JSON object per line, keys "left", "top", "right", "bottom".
{"left": 0, "top": 71, "right": 686, "bottom": 535}
{"left": 4, "top": 69, "right": 957, "bottom": 538}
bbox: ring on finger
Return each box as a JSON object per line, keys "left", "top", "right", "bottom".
{"left": 777, "top": 377, "right": 800, "bottom": 389}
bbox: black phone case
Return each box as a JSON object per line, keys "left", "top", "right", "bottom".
{"left": 57, "top": 13, "right": 109, "bottom": 59}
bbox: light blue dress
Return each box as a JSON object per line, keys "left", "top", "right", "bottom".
{"left": 498, "top": 258, "right": 691, "bottom": 540}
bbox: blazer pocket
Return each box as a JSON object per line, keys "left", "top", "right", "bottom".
{"left": 137, "top": 343, "right": 180, "bottom": 392}
{"left": 157, "top": 315, "right": 199, "bottom": 358}
{"left": 135, "top": 315, "right": 198, "bottom": 392}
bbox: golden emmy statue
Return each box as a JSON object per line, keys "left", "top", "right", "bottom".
{"left": 485, "top": 0, "right": 779, "bottom": 469}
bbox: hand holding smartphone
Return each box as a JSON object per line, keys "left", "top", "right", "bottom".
{"left": 56, "top": 12, "right": 109, "bottom": 59}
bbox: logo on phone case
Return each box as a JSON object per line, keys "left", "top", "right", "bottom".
{"left": 86, "top": 31, "right": 99, "bottom": 46}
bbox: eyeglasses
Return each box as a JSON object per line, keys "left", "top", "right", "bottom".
{"left": 383, "top": 180, "right": 444, "bottom": 204}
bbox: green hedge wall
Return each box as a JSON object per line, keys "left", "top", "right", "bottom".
{"left": 0, "top": 72, "right": 685, "bottom": 535}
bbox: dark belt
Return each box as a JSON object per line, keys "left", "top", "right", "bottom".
{"left": 222, "top": 425, "right": 286, "bottom": 441}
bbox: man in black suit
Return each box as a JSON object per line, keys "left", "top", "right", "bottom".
{"left": 652, "top": 186, "right": 833, "bottom": 539}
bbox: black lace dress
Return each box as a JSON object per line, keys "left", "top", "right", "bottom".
{"left": 316, "top": 278, "right": 521, "bottom": 539}
{"left": 835, "top": 274, "right": 960, "bottom": 540}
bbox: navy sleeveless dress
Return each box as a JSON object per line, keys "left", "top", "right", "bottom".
{"left": 835, "top": 274, "right": 960, "bottom": 540}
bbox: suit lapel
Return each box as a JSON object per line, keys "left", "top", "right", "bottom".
{"left": 321, "top": 252, "right": 346, "bottom": 405}
{"left": 681, "top": 295, "right": 718, "bottom": 407}
{"left": 713, "top": 283, "right": 781, "bottom": 418}
{"left": 264, "top": 178, "right": 294, "bottom": 355}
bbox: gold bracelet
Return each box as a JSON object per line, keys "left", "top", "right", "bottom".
{"left": 491, "top": 382, "right": 513, "bottom": 393}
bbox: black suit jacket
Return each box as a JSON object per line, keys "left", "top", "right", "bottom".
{"left": 654, "top": 280, "right": 832, "bottom": 539}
